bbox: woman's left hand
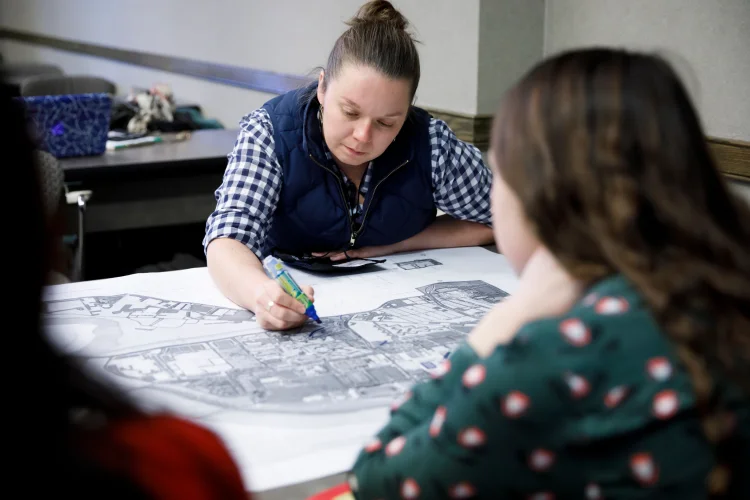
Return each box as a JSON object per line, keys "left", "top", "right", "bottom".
{"left": 313, "top": 244, "right": 400, "bottom": 262}
{"left": 313, "top": 216, "right": 493, "bottom": 262}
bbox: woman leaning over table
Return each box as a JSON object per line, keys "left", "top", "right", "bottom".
{"left": 203, "top": 0, "right": 494, "bottom": 331}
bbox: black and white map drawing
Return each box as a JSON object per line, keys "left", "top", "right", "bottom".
{"left": 44, "top": 294, "right": 256, "bottom": 356}
{"left": 42, "top": 248, "right": 519, "bottom": 491}
{"left": 396, "top": 258, "right": 442, "bottom": 270}
{"left": 44, "top": 281, "right": 508, "bottom": 413}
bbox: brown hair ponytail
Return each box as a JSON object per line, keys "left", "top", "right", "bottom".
{"left": 491, "top": 48, "right": 750, "bottom": 497}
{"left": 322, "top": 0, "right": 421, "bottom": 100}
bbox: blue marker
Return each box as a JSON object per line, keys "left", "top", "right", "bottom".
{"left": 262, "top": 255, "right": 322, "bottom": 324}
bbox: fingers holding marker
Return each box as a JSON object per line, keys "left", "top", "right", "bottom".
{"left": 258, "top": 256, "right": 321, "bottom": 328}
{"left": 255, "top": 309, "right": 286, "bottom": 330}
{"left": 265, "top": 281, "right": 306, "bottom": 315}
{"left": 255, "top": 298, "right": 308, "bottom": 330}
{"left": 301, "top": 285, "right": 315, "bottom": 302}
{"left": 251, "top": 281, "right": 307, "bottom": 330}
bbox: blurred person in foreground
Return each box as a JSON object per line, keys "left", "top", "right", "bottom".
{"left": 4, "top": 89, "right": 249, "bottom": 499}
{"left": 348, "top": 48, "right": 750, "bottom": 499}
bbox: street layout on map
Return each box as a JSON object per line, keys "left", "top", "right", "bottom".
{"left": 44, "top": 280, "right": 508, "bottom": 413}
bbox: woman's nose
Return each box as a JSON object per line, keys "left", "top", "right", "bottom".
{"left": 352, "top": 120, "right": 372, "bottom": 143}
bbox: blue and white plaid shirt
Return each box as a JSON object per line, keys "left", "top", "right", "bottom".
{"left": 204, "top": 108, "right": 492, "bottom": 259}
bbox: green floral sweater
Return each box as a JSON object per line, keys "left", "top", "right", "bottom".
{"left": 348, "top": 275, "right": 749, "bottom": 499}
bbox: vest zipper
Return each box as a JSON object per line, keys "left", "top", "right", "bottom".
{"left": 309, "top": 154, "right": 356, "bottom": 246}
{"left": 350, "top": 159, "right": 410, "bottom": 246}
{"left": 309, "top": 155, "right": 410, "bottom": 249}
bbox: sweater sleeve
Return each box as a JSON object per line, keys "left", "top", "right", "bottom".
{"left": 429, "top": 118, "right": 492, "bottom": 226}
{"left": 203, "top": 108, "right": 283, "bottom": 259}
{"left": 348, "top": 326, "right": 566, "bottom": 499}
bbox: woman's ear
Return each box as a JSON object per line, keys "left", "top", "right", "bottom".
{"left": 317, "top": 70, "right": 326, "bottom": 105}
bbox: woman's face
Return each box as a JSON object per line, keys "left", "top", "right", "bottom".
{"left": 488, "top": 149, "right": 540, "bottom": 274}
{"left": 317, "top": 64, "right": 411, "bottom": 168}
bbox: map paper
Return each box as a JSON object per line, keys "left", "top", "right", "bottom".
{"left": 43, "top": 247, "right": 519, "bottom": 492}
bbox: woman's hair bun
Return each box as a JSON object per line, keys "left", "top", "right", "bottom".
{"left": 347, "top": 0, "right": 409, "bottom": 31}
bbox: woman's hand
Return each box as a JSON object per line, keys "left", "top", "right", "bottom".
{"left": 251, "top": 279, "right": 316, "bottom": 331}
{"left": 312, "top": 216, "right": 493, "bottom": 262}
{"left": 468, "top": 246, "right": 583, "bottom": 357}
{"left": 313, "top": 244, "right": 399, "bottom": 262}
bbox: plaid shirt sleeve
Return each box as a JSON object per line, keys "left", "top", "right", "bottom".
{"left": 203, "top": 108, "right": 282, "bottom": 259}
{"left": 430, "top": 118, "right": 493, "bottom": 226}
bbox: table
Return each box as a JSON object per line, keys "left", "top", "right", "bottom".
{"left": 60, "top": 129, "right": 239, "bottom": 233}
{"left": 57, "top": 129, "right": 239, "bottom": 279}
{"left": 60, "top": 128, "right": 238, "bottom": 182}
{"left": 255, "top": 473, "right": 347, "bottom": 500}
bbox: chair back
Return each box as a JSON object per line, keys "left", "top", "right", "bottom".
{"left": 0, "top": 62, "right": 63, "bottom": 80}
{"left": 21, "top": 75, "right": 116, "bottom": 97}
{"left": 33, "top": 150, "right": 90, "bottom": 282}
{"left": 34, "top": 150, "right": 65, "bottom": 217}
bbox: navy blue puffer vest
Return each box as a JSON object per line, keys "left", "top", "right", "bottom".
{"left": 263, "top": 83, "right": 436, "bottom": 255}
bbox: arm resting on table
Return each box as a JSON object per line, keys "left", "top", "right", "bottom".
{"left": 206, "top": 238, "right": 270, "bottom": 313}
{"left": 394, "top": 214, "right": 494, "bottom": 253}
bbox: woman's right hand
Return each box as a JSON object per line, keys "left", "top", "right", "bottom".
{"left": 251, "top": 279, "right": 316, "bottom": 331}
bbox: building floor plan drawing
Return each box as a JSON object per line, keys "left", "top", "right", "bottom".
{"left": 41, "top": 247, "right": 519, "bottom": 491}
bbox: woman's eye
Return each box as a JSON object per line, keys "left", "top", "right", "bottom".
{"left": 344, "top": 110, "right": 358, "bottom": 118}
{"left": 378, "top": 121, "right": 394, "bottom": 128}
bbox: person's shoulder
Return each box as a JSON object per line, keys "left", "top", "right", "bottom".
{"left": 487, "top": 275, "right": 747, "bottom": 492}
{"left": 420, "top": 112, "right": 482, "bottom": 157}
{"left": 421, "top": 111, "right": 449, "bottom": 140}
{"left": 505, "top": 273, "right": 698, "bottom": 418}
{"left": 261, "top": 84, "right": 314, "bottom": 120}
{"left": 239, "top": 107, "right": 274, "bottom": 133}
{"left": 497, "top": 273, "right": 685, "bottom": 400}
{"left": 515, "top": 274, "right": 663, "bottom": 352}
{"left": 106, "top": 413, "right": 240, "bottom": 465}
{"left": 566, "top": 274, "right": 668, "bottom": 351}
{"left": 403, "top": 105, "right": 447, "bottom": 138}
{"left": 79, "top": 413, "right": 248, "bottom": 499}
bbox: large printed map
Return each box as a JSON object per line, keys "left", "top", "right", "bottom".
{"left": 42, "top": 248, "right": 518, "bottom": 491}
{"left": 45, "top": 281, "right": 507, "bottom": 413}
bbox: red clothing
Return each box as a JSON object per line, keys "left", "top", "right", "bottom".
{"left": 77, "top": 414, "right": 249, "bottom": 499}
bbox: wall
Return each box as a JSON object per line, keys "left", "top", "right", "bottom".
{"left": 544, "top": 0, "right": 750, "bottom": 141}
{"left": 3, "top": 0, "right": 749, "bottom": 137}
{"left": 476, "top": 0, "right": 545, "bottom": 115}
{"left": 2, "top": 0, "right": 748, "bottom": 143}
{"left": 544, "top": 0, "right": 750, "bottom": 212}
{"left": 0, "top": 0, "right": 481, "bottom": 126}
